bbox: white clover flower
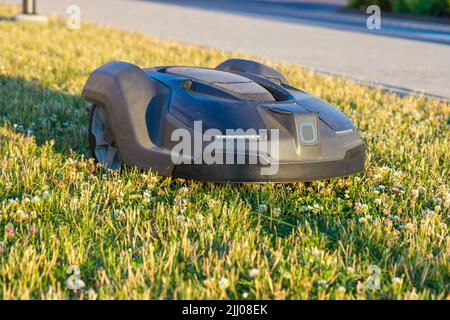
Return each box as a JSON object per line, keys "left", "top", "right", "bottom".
{"left": 179, "top": 186, "right": 189, "bottom": 195}
{"left": 176, "top": 215, "right": 188, "bottom": 226}
{"left": 355, "top": 202, "right": 369, "bottom": 214}
{"left": 337, "top": 286, "right": 346, "bottom": 294}
{"left": 318, "top": 279, "right": 327, "bottom": 287}
{"left": 249, "top": 268, "right": 260, "bottom": 278}
{"left": 311, "top": 247, "right": 321, "bottom": 257}
{"left": 218, "top": 277, "right": 229, "bottom": 290}
{"left": 17, "top": 209, "right": 29, "bottom": 220}
{"left": 176, "top": 215, "right": 186, "bottom": 222}
{"left": 400, "top": 222, "right": 414, "bottom": 231}
{"left": 143, "top": 191, "right": 151, "bottom": 198}
{"left": 242, "top": 292, "right": 249, "bottom": 298}
{"left": 273, "top": 207, "right": 282, "bottom": 217}
{"left": 388, "top": 215, "right": 400, "bottom": 221}
{"left": 143, "top": 190, "right": 152, "bottom": 203}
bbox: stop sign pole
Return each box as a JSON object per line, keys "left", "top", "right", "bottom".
{"left": 15, "top": 0, "right": 48, "bottom": 23}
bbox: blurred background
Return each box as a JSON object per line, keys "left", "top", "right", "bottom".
{"left": 4, "top": 0, "right": 450, "bottom": 99}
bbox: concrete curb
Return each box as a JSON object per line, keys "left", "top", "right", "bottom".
{"left": 313, "top": 68, "right": 450, "bottom": 103}
{"left": 14, "top": 14, "right": 48, "bottom": 23}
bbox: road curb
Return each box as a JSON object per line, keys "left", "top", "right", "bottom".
{"left": 313, "top": 68, "right": 450, "bottom": 103}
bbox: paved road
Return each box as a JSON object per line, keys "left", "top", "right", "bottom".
{"left": 4, "top": 0, "right": 450, "bottom": 98}
{"left": 148, "top": 0, "right": 450, "bottom": 45}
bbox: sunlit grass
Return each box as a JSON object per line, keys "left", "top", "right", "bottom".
{"left": 0, "top": 4, "right": 449, "bottom": 299}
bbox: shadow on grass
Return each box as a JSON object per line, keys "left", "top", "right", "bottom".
{"left": 0, "top": 16, "right": 14, "bottom": 22}
{"left": 0, "top": 75, "right": 88, "bottom": 156}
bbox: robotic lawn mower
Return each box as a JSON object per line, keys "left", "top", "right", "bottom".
{"left": 82, "top": 59, "right": 364, "bottom": 182}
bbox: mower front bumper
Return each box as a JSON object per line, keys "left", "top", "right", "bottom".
{"left": 172, "top": 144, "right": 365, "bottom": 183}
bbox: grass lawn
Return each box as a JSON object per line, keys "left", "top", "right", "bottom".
{"left": 0, "top": 4, "right": 449, "bottom": 300}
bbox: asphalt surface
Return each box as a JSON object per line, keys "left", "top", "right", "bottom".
{"left": 3, "top": 0, "right": 450, "bottom": 98}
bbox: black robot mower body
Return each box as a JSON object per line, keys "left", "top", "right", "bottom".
{"left": 82, "top": 59, "right": 364, "bottom": 182}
